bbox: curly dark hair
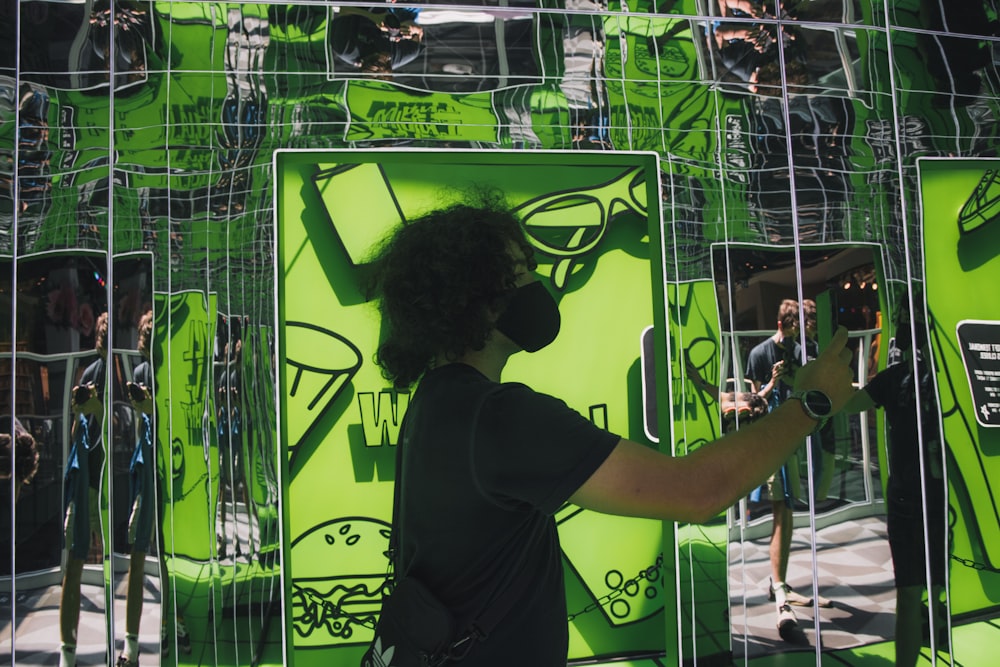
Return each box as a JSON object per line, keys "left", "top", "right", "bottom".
{"left": 368, "top": 192, "right": 535, "bottom": 388}
{"left": 754, "top": 58, "right": 810, "bottom": 97}
{"left": 720, "top": 391, "right": 769, "bottom": 433}
{"left": 0, "top": 421, "right": 39, "bottom": 485}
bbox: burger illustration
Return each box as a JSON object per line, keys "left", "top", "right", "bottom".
{"left": 290, "top": 516, "right": 393, "bottom": 647}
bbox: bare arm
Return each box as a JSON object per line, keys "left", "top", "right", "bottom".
{"left": 752, "top": 359, "right": 787, "bottom": 400}
{"left": 570, "top": 327, "right": 856, "bottom": 524}
{"left": 720, "top": 0, "right": 760, "bottom": 16}
{"left": 686, "top": 357, "right": 719, "bottom": 401}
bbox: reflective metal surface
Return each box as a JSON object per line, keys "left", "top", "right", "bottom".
{"left": 3, "top": 0, "right": 998, "bottom": 665}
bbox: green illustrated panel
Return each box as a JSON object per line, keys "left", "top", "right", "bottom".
{"left": 919, "top": 158, "right": 1000, "bottom": 617}
{"left": 275, "top": 149, "right": 673, "bottom": 665}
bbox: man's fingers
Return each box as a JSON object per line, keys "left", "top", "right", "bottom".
{"left": 825, "top": 327, "right": 853, "bottom": 366}
{"left": 825, "top": 326, "right": 849, "bottom": 355}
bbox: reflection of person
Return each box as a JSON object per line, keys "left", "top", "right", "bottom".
{"left": 366, "top": 194, "right": 855, "bottom": 662}
{"left": 709, "top": 0, "right": 799, "bottom": 94}
{"left": 0, "top": 417, "right": 40, "bottom": 502}
{"left": 721, "top": 391, "right": 769, "bottom": 434}
{"left": 212, "top": 7, "right": 270, "bottom": 218}
{"left": 686, "top": 356, "right": 769, "bottom": 435}
{"left": 115, "top": 310, "right": 158, "bottom": 666}
{"left": 87, "top": 0, "right": 155, "bottom": 91}
{"left": 686, "top": 353, "right": 721, "bottom": 401}
{"left": 843, "top": 304, "right": 946, "bottom": 667}
{"left": 60, "top": 311, "right": 108, "bottom": 667}
{"left": 217, "top": 328, "right": 249, "bottom": 561}
{"left": 5, "top": 84, "right": 53, "bottom": 218}
{"left": 329, "top": 5, "right": 424, "bottom": 76}
{"left": 744, "top": 299, "right": 831, "bottom": 638}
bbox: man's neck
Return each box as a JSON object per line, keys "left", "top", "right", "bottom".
{"left": 435, "top": 340, "right": 512, "bottom": 383}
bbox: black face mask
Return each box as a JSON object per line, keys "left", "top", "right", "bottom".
{"left": 495, "top": 281, "right": 561, "bottom": 352}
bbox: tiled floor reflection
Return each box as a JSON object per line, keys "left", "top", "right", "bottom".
{"left": 729, "top": 515, "right": 896, "bottom": 660}
{"left": 1, "top": 496, "right": 280, "bottom": 666}
{"left": 1, "top": 565, "right": 158, "bottom": 666}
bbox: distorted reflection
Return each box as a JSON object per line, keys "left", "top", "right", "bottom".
{"left": 560, "top": 1, "right": 609, "bottom": 149}
{"left": 215, "top": 314, "right": 247, "bottom": 564}
{"left": 109, "top": 255, "right": 160, "bottom": 667}
{"left": 330, "top": 5, "right": 426, "bottom": 75}
{"left": 112, "top": 308, "right": 159, "bottom": 667}
{"left": 214, "top": 7, "right": 270, "bottom": 219}
{"left": 696, "top": 4, "right": 865, "bottom": 244}
{"left": 326, "top": 1, "right": 538, "bottom": 93}
{"left": 715, "top": 245, "right": 891, "bottom": 658}
{"left": 3, "top": 0, "right": 999, "bottom": 665}
{"left": 0, "top": 419, "right": 40, "bottom": 504}
{"left": 156, "top": 291, "right": 215, "bottom": 665}
{"left": 54, "top": 272, "right": 113, "bottom": 667}
{"left": 0, "top": 79, "right": 53, "bottom": 247}
{"left": 82, "top": 1, "right": 156, "bottom": 93}
{"left": 843, "top": 290, "right": 948, "bottom": 667}
{"left": 211, "top": 308, "right": 281, "bottom": 665}
{"left": 912, "top": 0, "right": 996, "bottom": 108}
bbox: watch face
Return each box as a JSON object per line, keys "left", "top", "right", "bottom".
{"left": 804, "top": 390, "right": 833, "bottom": 418}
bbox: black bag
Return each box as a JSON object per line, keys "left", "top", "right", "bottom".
{"left": 360, "top": 386, "right": 525, "bottom": 667}
{"left": 360, "top": 576, "right": 478, "bottom": 667}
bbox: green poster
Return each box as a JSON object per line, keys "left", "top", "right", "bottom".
{"left": 919, "top": 158, "right": 1000, "bottom": 617}
{"left": 276, "top": 149, "right": 673, "bottom": 665}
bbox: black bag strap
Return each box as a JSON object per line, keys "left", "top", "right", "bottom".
{"left": 388, "top": 383, "right": 535, "bottom": 659}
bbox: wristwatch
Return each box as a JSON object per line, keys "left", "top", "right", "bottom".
{"left": 788, "top": 389, "right": 833, "bottom": 422}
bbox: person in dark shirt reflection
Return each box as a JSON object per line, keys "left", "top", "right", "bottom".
{"left": 329, "top": 5, "right": 424, "bottom": 76}
{"left": 844, "top": 303, "right": 947, "bottom": 667}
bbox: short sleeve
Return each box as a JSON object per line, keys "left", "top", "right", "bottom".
{"left": 864, "top": 365, "right": 898, "bottom": 408}
{"left": 745, "top": 345, "right": 768, "bottom": 386}
{"left": 134, "top": 361, "right": 152, "bottom": 389}
{"left": 471, "top": 383, "right": 620, "bottom": 515}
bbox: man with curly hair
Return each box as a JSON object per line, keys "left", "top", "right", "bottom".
{"left": 0, "top": 418, "right": 40, "bottom": 502}
{"left": 367, "top": 194, "right": 856, "bottom": 665}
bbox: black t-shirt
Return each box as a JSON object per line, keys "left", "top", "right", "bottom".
{"left": 397, "top": 363, "right": 619, "bottom": 666}
{"left": 863, "top": 358, "right": 944, "bottom": 502}
{"left": 134, "top": 359, "right": 152, "bottom": 390}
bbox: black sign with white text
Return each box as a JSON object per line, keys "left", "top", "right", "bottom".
{"left": 957, "top": 320, "right": 1000, "bottom": 428}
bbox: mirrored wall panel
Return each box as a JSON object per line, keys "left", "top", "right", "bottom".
{"left": 3, "top": 1, "right": 1000, "bottom": 666}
